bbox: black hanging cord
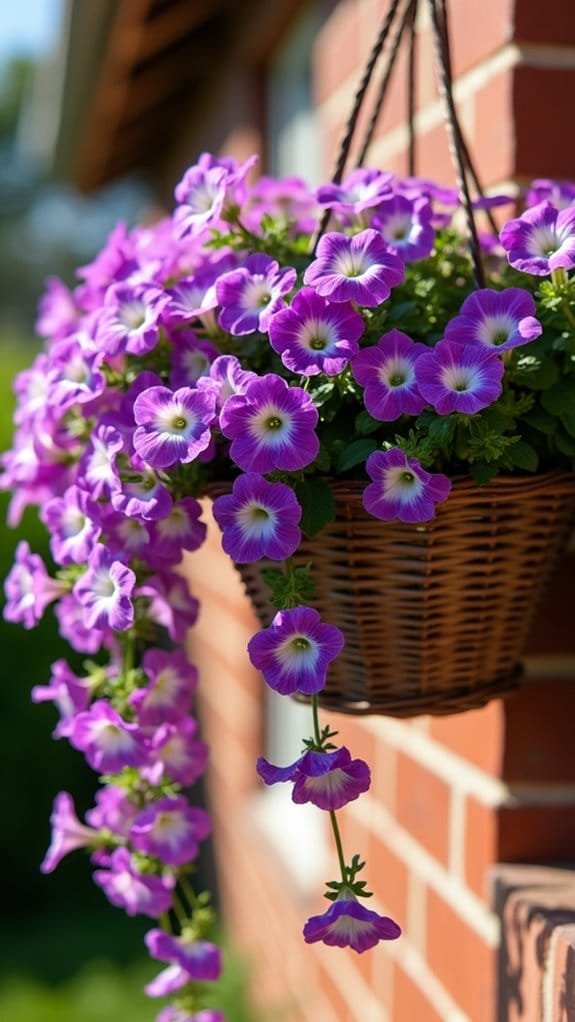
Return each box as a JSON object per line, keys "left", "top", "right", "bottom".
{"left": 426, "top": 0, "right": 485, "bottom": 287}
{"left": 436, "top": 0, "right": 499, "bottom": 239}
{"left": 406, "top": 0, "right": 418, "bottom": 176}
{"left": 354, "top": 0, "right": 417, "bottom": 169}
{"left": 310, "top": 0, "right": 402, "bottom": 251}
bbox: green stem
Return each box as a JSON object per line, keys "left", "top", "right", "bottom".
{"left": 551, "top": 267, "right": 575, "bottom": 328}
{"left": 179, "top": 874, "right": 199, "bottom": 912}
{"left": 171, "top": 890, "right": 189, "bottom": 928}
{"left": 311, "top": 695, "right": 348, "bottom": 885}
{"left": 123, "top": 630, "right": 136, "bottom": 677}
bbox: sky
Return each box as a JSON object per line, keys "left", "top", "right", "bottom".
{"left": 0, "top": 0, "right": 62, "bottom": 65}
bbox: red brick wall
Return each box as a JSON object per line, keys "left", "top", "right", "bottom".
{"left": 185, "top": 3, "right": 575, "bottom": 1019}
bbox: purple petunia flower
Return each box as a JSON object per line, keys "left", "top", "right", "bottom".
{"left": 316, "top": 168, "right": 394, "bottom": 216}
{"left": 74, "top": 545, "right": 136, "bottom": 632}
{"left": 303, "top": 229, "right": 404, "bottom": 306}
{"left": 129, "top": 648, "right": 198, "bottom": 726}
{"left": 500, "top": 200, "right": 575, "bottom": 275}
{"left": 268, "top": 287, "right": 364, "bottom": 376}
{"left": 220, "top": 374, "right": 319, "bottom": 473}
{"left": 257, "top": 746, "right": 370, "bottom": 810}
{"left": 3, "top": 541, "right": 63, "bottom": 629}
{"left": 168, "top": 333, "right": 219, "bottom": 390}
{"left": 54, "top": 593, "right": 106, "bottom": 654}
{"left": 133, "top": 385, "right": 216, "bottom": 469}
{"left": 212, "top": 473, "right": 301, "bottom": 563}
{"left": 40, "top": 792, "right": 101, "bottom": 873}
{"left": 79, "top": 424, "right": 124, "bottom": 498}
{"left": 147, "top": 498, "right": 206, "bottom": 565}
{"left": 444, "top": 288, "right": 542, "bottom": 352}
{"left": 247, "top": 605, "right": 344, "bottom": 695}
{"left": 525, "top": 178, "right": 575, "bottom": 210}
{"left": 112, "top": 460, "right": 173, "bottom": 522}
{"left": 199, "top": 354, "right": 256, "bottom": 409}
{"left": 146, "top": 718, "right": 208, "bottom": 787}
{"left": 32, "top": 659, "right": 91, "bottom": 738}
{"left": 216, "top": 253, "right": 296, "bottom": 335}
{"left": 156, "top": 1009, "right": 225, "bottom": 1022}
{"left": 373, "top": 193, "right": 435, "bottom": 262}
{"left": 86, "top": 785, "right": 140, "bottom": 838}
{"left": 351, "top": 329, "right": 427, "bottom": 420}
{"left": 130, "top": 795, "right": 210, "bottom": 866}
{"left": 137, "top": 572, "right": 199, "bottom": 642}
{"left": 363, "top": 449, "right": 451, "bottom": 524}
{"left": 145, "top": 929, "right": 221, "bottom": 981}
{"left": 303, "top": 895, "right": 401, "bottom": 952}
{"left": 415, "top": 338, "right": 504, "bottom": 415}
{"left": 42, "top": 485, "right": 102, "bottom": 566}
{"left": 68, "top": 700, "right": 148, "bottom": 773}
{"left": 96, "top": 282, "right": 170, "bottom": 356}
{"left": 93, "top": 846, "right": 175, "bottom": 917}
{"left": 174, "top": 152, "right": 257, "bottom": 238}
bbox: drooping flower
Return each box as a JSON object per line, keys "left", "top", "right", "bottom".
{"left": 93, "top": 846, "right": 175, "bottom": 917}
{"left": 216, "top": 253, "right": 296, "bottom": 335}
{"left": 3, "top": 541, "right": 63, "bottom": 629}
{"left": 415, "top": 338, "right": 504, "bottom": 415}
{"left": 373, "top": 193, "right": 435, "bottom": 262}
{"left": 74, "top": 545, "right": 136, "bottom": 631}
{"left": 220, "top": 374, "right": 319, "bottom": 473}
{"left": 363, "top": 449, "right": 451, "bottom": 524}
{"left": 147, "top": 718, "right": 209, "bottom": 787}
{"left": 145, "top": 929, "right": 222, "bottom": 981}
{"left": 129, "top": 648, "right": 198, "bottom": 726}
{"left": 68, "top": 700, "right": 148, "bottom": 773}
{"left": 303, "top": 229, "right": 404, "bottom": 306}
{"left": 86, "top": 784, "right": 140, "bottom": 838}
{"left": 303, "top": 895, "right": 401, "bottom": 952}
{"left": 247, "top": 606, "right": 344, "bottom": 695}
{"left": 316, "top": 168, "right": 394, "bottom": 216}
{"left": 212, "top": 473, "right": 301, "bottom": 563}
{"left": 174, "top": 152, "right": 257, "bottom": 237}
{"left": 443, "top": 287, "right": 543, "bottom": 352}
{"left": 147, "top": 498, "right": 206, "bottom": 565}
{"left": 137, "top": 572, "right": 199, "bottom": 642}
{"left": 32, "top": 659, "right": 91, "bottom": 737}
{"left": 130, "top": 796, "right": 211, "bottom": 866}
{"left": 112, "top": 460, "right": 173, "bottom": 522}
{"left": 40, "top": 792, "right": 101, "bottom": 873}
{"left": 133, "top": 385, "right": 216, "bottom": 469}
{"left": 257, "top": 746, "right": 370, "bottom": 810}
{"left": 54, "top": 593, "right": 106, "bottom": 654}
{"left": 351, "top": 329, "right": 427, "bottom": 420}
{"left": 79, "top": 424, "right": 124, "bottom": 498}
{"left": 42, "top": 485, "right": 102, "bottom": 565}
{"left": 268, "top": 287, "right": 364, "bottom": 376}
{"left": 500, "top": 200, "right": 575, "bottom": 275}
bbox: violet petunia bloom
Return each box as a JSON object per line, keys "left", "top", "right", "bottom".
{"left": 444, "top": 287, "right": 542, "bottom": 352}
{"left": 146, "top": 718, "right": 209, "bottom": 787}
{"left": 129, "top": 648, "right": 198, "bottom": 726}
{"left": 174, "top": 151, "right": 257, "bottom": 238}
{"left": 130, "top": 795, "right": 211, "bottom": 866}
{"left": 54, "top": 593, "right": 106, "bottom": 654}
{"left": 86, "top": 784, "right": 140, "bottom": 838}
{"left": 96, "top": 282, "right": 170, "bottom": 357}
{"left": 351, "top": 329, "right": 427, "bottom": 420}
{"left": 147, "top": 498, "right": 206, "bottom": 565}
{"left": 74, "top": 545, "right": 136, "bottom": 632}
{"left": 268, "top": 287, "right": 364, "bottom": 376}
{"left": 93, "top": 846, "right": 175, "bottom": 917}
{"left": 137, "top": 572, "right": 199, "bottom": 642}
{"left": 363, "top": 449, "right": 451, "bottom": 524}
{"left": 212, "top": 473, "right": 301, "bottom": 563}
{"left": 257, "top": 746, "right": 370, "bottom": 811}
{"left": 216, "top": 253, "right": 297, "bottom": 335}
{"left": 220, "top": 374, "right": 319, "bottom": 473}
{"left": 247, "top": 605, "right": 344, "bottom": 695}
{"left": 3, "top": 541, "right": 63, "bottom": 629}
{"left": 303, "top": 895, "right": 401, "bottom": 952}
{"left": 373, "top": 193, "right": 435, "bottom": 263}
{"left": 79, "top": 424, "right": 124, "bottom": 498}
{"left": 304, "top": 229, "right": 404, "bottom": 306}
{"left": 168, "top": 334, "right": 219, "bottom": 390}
{"left": 199, "top": 354, "right": 256, "bottom": 409}
{"left": 47, "top": 337, "right": 107, "bottom": 411}
{"left": 40, "top": 792, "right": 101, "bottom": 874}
{"left": 32, "top": 659, "right": 91, "bottom": 738}
{"left": 146, "top": 929, "right": 221, "bottom": 981}
{"left": 415, "top": 338, "right": 504, "bottom": 415}
{"left": 68, "top": 700, "right": 148, "bottom": 773}
{"left": 42, "top": 485, "right": 102, "bottom": 566}
{"left": 500, "top": 201, "right": 575, "bottom": 275}
{"left": 112, "top": 461, "right": 173, "bottom": 522}
{"left": 133, "top": 385, "right": 216, "bottom": 470}
{"left": 316, "top": 167, "right": 394, "bottom": 216}
{"left": 525, "top": 178, "right": 575, "bottom": 210}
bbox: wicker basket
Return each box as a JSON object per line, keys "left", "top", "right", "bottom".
{"left": 225, "top": 472, "right": 575, "bottom": 717}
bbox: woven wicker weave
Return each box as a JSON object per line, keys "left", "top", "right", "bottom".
{"left": 223, "top": 472, "right": 575, "bottom": 717}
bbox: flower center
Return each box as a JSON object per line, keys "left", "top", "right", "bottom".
{"left": 292, "top": 636, "right": 311, "bottom": 651}
{"left": 119, "top": 301, "right": 146, "bottom": 331}
{"left": 389, "top": 373, "right": 405, "bottom": 387}
{"left": 266, "top": 416, "right": 283, "bottom": 430}
{"left": 310, "top": 336, "right": 327, "bottom": 350}
{"left": 401, "top": 471, "right": 415, "bottom": 484}
{"left": 492, "top": 330, "right": 508, "bottom": 346}
{"left": 251, "top": 506, "right": 269, "bottom": 520}
{"left": 172, "top": 416, "right": 188, "bottom": 430}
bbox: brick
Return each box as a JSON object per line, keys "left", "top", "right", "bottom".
{"left": 472, "top": 68, "right": 515, "bottom": 186}
{"left": 370, "top": 832, "right": 410, "bottom": 930}
{"left": 514, "top": 67, "right": 575, "bottom": 181}
{"left": 430, "top": 698, "right": 504, "bottom": 774}
{"left": 465, "top": 797, "right": 497, "bottom": 900}
{"left": 499, "top": 804, "right": 575, "bottom": 862}
{"left": 525, "top": 557, "right": 575, "bottom": 655}
{"left": 394, "top": 965, "right": 443, "bottom": 1022}
{"left": 445, "top": 0, "right": 514, "bottom": 77}
{"left": 314, "top": 0, "right": 363, "bottom": 106}
{"left": 426, "top": 888, "right": 496, "bottom": 1020}
{"left": 545, "top": 923, "right": 575, "bottom": 1022}
{"left": 396, "top": 752, "right": 450, "bottom": 864}
{"left": 503, "top": 679, "right": 575, "bottom": 783}
{"left": 514, "top": 0, "right": 575, "bottom": 46}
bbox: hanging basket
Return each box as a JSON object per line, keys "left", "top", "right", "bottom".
{"left": 223, "top": 472, "right": 575, "bottom": 717}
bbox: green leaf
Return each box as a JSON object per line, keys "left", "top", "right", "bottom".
{"left": 541, "top": 378, "right": 575, "bottom": 414}
{"left": 512, "top": 356, "right": 559, "bottom": 391}
{"left": 294, "top": 477, "right": 336, "bottom": 538}
{"left": 507, "top": 440, "right": 539, "bottom": 472}
{"left": 469, "top": 460, "right": 500, "bottom": 485}
{"left": 555, "top": 427, "right": 575, "bottom": 457}
{"left": 560, "top": 411, "right": 575, "bottom": 438}
{"left": 337, "top": 438, "right": 378, "bottom": 473}
{"left": 355, "top": 410, "right": 381, "bottom": 436}
{"left": 426, "top": 415, "right": 456, "bottom": 449}
{"left": 523, "top": 406, "right": 557, "bottom": 435}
